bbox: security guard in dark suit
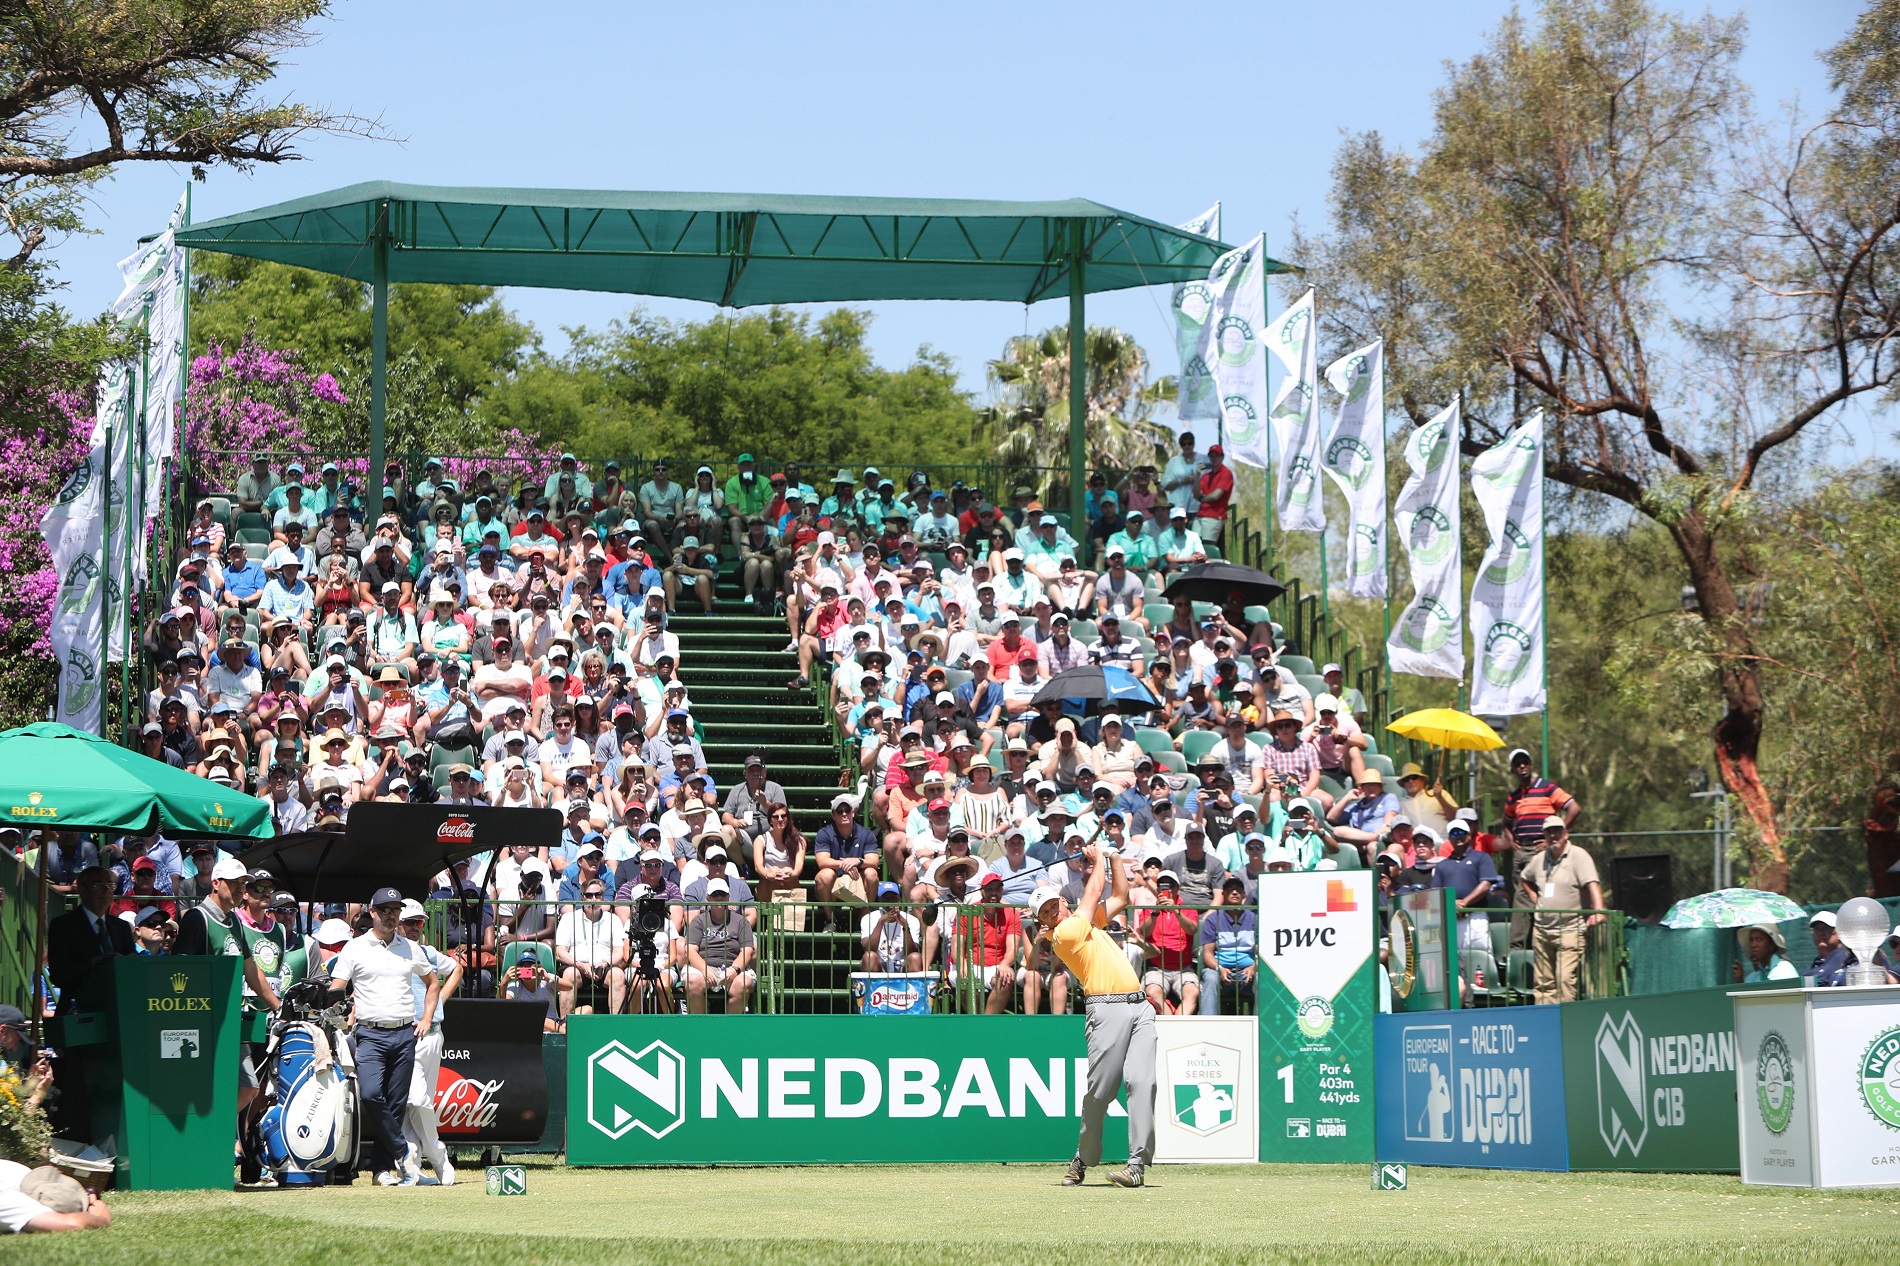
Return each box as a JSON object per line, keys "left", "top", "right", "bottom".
{"left": 46, "top": 865, "right": 135, "bottom": 1014}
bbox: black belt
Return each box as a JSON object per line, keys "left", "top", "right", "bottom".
{"left": 1085, "top": 991, "right": 1145, "bottom": 1006}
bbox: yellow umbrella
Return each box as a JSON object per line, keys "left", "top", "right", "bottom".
{"left": 1385, "top": 709, "right": 1504, "bottom": 752}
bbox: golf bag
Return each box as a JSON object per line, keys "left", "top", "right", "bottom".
{"left": 253, "top": 976, "right": 361, "bottom": 1186}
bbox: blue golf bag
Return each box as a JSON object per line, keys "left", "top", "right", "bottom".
{"left": 253, "top": 977, "right": 360, "bottom": 1186}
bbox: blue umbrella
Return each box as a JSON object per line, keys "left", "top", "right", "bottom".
{"left": 1031, "top": 664, "right": 1161, "bottom": 716}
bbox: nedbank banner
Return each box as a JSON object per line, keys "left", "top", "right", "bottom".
{"left": 1256, "top": 870, "right": 1376, "bottom": 1162}
{"left": 565, "top": 1016, "right": 1258, "bottom": 1166}
{"left": 1561, "top": 987, "right": 1740, "bottom": 1172}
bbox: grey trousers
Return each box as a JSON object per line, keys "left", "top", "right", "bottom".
{"left": 1078, "top": 994, "right": 1157, "bottom": 1167}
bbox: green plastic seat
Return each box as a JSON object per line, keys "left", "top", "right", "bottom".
{"left": 1363, "top": 753, "right": 1396, "bottom": 778}
{"left": 1152, "top": 750, "right": 1188, "bottom": 774}
{"left": 1278, "top": 654, "right": 1317, "bottom": 677}
{"left": 1134, "top": 728, "right": 1174, "bottom": 756}
{"left": 1180, "top": 730, "right": 1220, "bottom": 765}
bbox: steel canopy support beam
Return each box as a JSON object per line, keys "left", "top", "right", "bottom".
{"left": 369, "top": 200, "right": 389, "bottom": 489}
{"left": 1068, "top": 221, "right": 1088, "bottom": 534}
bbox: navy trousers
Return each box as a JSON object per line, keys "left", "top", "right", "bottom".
{"left": 353, "top": 1023, "right": 417, "bottom": 1174}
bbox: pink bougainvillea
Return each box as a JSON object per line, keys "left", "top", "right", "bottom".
{"left": 0, "top": 391, "right": 94, "bottom": 656}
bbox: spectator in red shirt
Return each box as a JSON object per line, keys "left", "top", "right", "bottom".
{"left": 788, "top": 580, "right": 850, "bottom": 691}
{"left": 1137, "top": 873, "right": 1200, "bottom": 1013}
{"left": 1195, "top": 445, "right": 1234, "bottom": 545}
{"left": 955, "top": 872, "right": 1022, "bottom": 1014}
{"left": 985, "top": 619, "right": 1038, "bottom": 680}
{"left": 109, "top": 857, "right": 176, "bottom": 921}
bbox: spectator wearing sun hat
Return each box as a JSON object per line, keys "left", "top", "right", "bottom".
{"left": 1733, "top": 923, "right": 1799, "bottom": 984}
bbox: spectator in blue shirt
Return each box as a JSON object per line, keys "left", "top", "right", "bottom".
{"left": 258, "top": 554, "right": 315, "bottom": 630}
{"left": 1430, "top": 821, "right": 1501, "bottom": 960}
{"left": 954, "top": 659, "right": 1004, "bottom": 728}
{"left": 1807, "top": 911, "right": 1856, "bottom": 986}
{"left": 218, "top": 542, "right": 267, "bottom": 609}
{"left": 1329, "top": 771, "right": 1399, "bottom": 851}
{"left": 1198, "top": 877, "right": 1258, "bottom": 1014}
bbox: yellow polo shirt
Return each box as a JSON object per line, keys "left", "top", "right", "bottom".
{"left": 1051, "top": 909, "right": 1140, "bottom": 997}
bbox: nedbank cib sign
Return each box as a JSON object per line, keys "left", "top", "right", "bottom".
{"left": 566, "top": 1016, "right": 1133, "bottom": 1166}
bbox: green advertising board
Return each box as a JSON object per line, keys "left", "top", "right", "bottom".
{"left": 1560, "top": 986, "right": 1740, "bottom": 1172}
{"left": 1255, "top": 871, "right": 1376, "bottom": 1162}
{"left": 565, "top": 1016, "right": 1134, "bottom": 1165}
{"left": 1391, "top": 888, "right": 1460, "bottom": 1012}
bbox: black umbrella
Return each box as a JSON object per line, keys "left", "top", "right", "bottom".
{"left": 1030, "top": 664, "right": 1161, "bottom": 716}
{"left": 1161, "top": 561, "right": 1286, "bottom": 607}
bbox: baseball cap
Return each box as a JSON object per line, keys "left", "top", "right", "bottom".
{"left": 370, "top": 886, "right": 404, "bottom": 909}
{"left": 876, "top": 881, "right": 901, "bottom": 898}
{"left": 1542, "top": 814, "right": 1569, "bottom": 830}
{"left": 1157, "top": 870, "right": 1181, "bottom": 889}
{"left": 399, "top": 898, "right": 428, "bottom": 920}
{"left": 1809, "top": 910, "right": 1837, "bottom": 928}
{"left": 1508, "top": 748, "right": 1533, "bottom": 765}
{"left": 1030, "top": 884, "right": 1062, "bottom": 914}
{"left": 705, "top": 878, "right": 731, "bottom": 897}
{"left": 210, "top": 857, "right": 249, "bottom": 882}
{"left": 316, "top": 918, "right": 353, "bottom": 947}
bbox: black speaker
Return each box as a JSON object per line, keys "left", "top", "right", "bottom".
{"left": 1610, "top": 852, "right": 1674, "bottom": 921}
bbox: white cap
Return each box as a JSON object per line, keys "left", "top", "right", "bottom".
{"left": 399, "top": 899, "right": 428, "bottom": 920}
{"left": 1321, "top": 662, "right": 1342, "bottom": 676}
{"left": 316, "top": 918, "right": 354, "bottom": 946}
{"left": 705, "top": 878, "right": 731, "bottom": 897}
{"left": 1263, "top": 845, "right": 1296, "bottom": 869}
{"left": 1029, "top": 884, "right": 1063, "bottom": 914}
{"left": 1809, "top": 910, "right": 1837, "bottom": 928}
{"left": 1315, "top": 858, "right": 1338, "bottom": 871}
{"left": 210, "top": 856, "right": 249, "bottom": 882}
{"left": 703, "top": 844, "right": 728, "bottom": 862}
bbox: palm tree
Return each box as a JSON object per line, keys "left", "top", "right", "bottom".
{"left": 985, "top": 324, "right": 1169, "bottom": 502}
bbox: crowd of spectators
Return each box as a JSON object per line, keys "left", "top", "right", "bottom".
{"left": 60, "top": 437, "right": 1575, "bottom": 1018}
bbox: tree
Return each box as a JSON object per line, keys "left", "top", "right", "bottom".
{"left": 0, "top": 1, "right": 375, "bottom": 267}
{"left": 189, "top": 255, "right": 534, "bottom": 409}
{"left": 480, "top": 306, "right": 984, "bottom": 469}
{"left": 1289, "top": 0, "right": 1900, "bottom": 890}
{"left": 984, "top": 324, "right": 1169, "bottom": 499}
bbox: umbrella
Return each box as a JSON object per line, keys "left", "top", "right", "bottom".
{"left": 1030, "top": 664, "right": 1160, "bottom": 716}
{"left": 0, "top": 722, "right": 273, "bottom": 839}
{"left": 1661, "top": 888, "right": 1810, "bottom": 930}
{"left": 1385, "top": 709, "right": 1504, "bottom": 752}
{"left": 1160, "top": 561, "right": 1286, "bottom": 607}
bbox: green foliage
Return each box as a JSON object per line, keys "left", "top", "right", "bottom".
{"left": 479, "top": 306, "right": 984, "bottom": 467}
{"left": 0, "top": 1, "right": 374, "bottom": 267}
{"left": 983, "top": 324, "right": 1170, "bottom": 500}
{"left": 190, "top": 255, "right": 535, "bottom": 409}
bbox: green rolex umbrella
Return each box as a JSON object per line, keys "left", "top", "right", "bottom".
{"left": 0, "top": 722, "right": 273, "bottom": 839}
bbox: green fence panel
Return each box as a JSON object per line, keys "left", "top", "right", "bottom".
{"left": 1559, "top": 985, "right": 1743, "bottom": 1172}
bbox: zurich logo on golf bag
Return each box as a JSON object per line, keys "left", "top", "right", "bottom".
{"left": 254, "top": 977, "right": 360, "bottom": 1185}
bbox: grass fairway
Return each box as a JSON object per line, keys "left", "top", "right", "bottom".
{"left": 3, "top": 1161, "right": 1896, "bottom": 1264}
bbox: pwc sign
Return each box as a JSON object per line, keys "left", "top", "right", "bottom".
{"left": 1259, "top": 872, "right": 1372, "bottom": 1006}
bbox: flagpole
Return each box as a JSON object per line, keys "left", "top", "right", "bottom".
{"left": 98, "top": 419, "right": 113, "bottom": 739}
{"left": 1539, "top": 450, "right": 1550, "bottom": 780}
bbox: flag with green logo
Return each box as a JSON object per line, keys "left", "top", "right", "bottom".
{"left": 1171, "top": 203, "right": 1222, "bottom": 425}
{"left": 1469, "top": 413, "right": 1546, "bottom": 715}
{"left": 1323, "top": 340, "right": 1386, "bottom": 598}
{"left": 1386, "top": 400, "right": 1464, "bottom": 680}
{"left": 1195, "top": 235, "right": 1272, "bottom": 471}
{"left": 1266, "top": 288, "right": 1324, "bottom": 531}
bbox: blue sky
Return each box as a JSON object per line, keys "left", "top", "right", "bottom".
{"left": 50, "top": 0, "right": 1889, "bottom": 461}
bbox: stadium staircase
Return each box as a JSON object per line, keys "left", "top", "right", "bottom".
{"left": 675, "top": 560, "right": 859, "bottom": 1013}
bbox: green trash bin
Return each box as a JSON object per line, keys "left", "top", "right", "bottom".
{"left": 51, "top": 954, "right": 243, "bottom": 1190}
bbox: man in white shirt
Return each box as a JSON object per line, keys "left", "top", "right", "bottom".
{"left": 328, "top": 887, "right": 439, "bottom": 1187}
{"left": 0, "top": 1161, "right": 111, "bottom": 1233}
{"left": 1161, "top": 430, "right": 1204, "bottom": 516}
{"left": 398, "top": 900, "right": 462, "bottom": 1187}
{"left": 554, "top": 879, "right": 629, "bottom": 1016}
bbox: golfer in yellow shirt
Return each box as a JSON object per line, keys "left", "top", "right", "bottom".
{"left": 1035, "top": 844, "right": 1156, "bottom": 1188}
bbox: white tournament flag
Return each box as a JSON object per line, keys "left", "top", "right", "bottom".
{"left": 1266, "top": 288, "right": 1324, "bottom": 531}
{"left": 1323, "top": 340, "right": 1387, "bottom": 598}
{"left": 1195, "top": 235, "right": 1272, "bottom": 470}
{"left": 1469, "top": 412, "right": 1547, "bottom": 715}
{"left": 1171, "top": 202, "right": 1222, "bottom": 423}
{"left": 1387, "top": 400, "right": 1465, "bottom": 680}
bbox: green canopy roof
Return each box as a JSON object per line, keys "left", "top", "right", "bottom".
{"left": 174, "top": 181, "right": 1278, "bottom": 305}
{"left": 0, "top": 723, "right": 273, "bottom": 840}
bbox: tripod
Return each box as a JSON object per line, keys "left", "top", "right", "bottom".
{"left": 631, "top": 955, "right": 674, "bottom": 1015}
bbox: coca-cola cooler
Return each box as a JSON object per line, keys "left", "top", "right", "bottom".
{"left": 435, "top": 1000, "right": 549, "bottom": 1145}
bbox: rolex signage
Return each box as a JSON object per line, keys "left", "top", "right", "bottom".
{"left": 1560, "top": 988, "right": 1740, "bottom": 1172}
{"left": 1155, "top": 1018, "right": 1258, "bottom": 1163}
